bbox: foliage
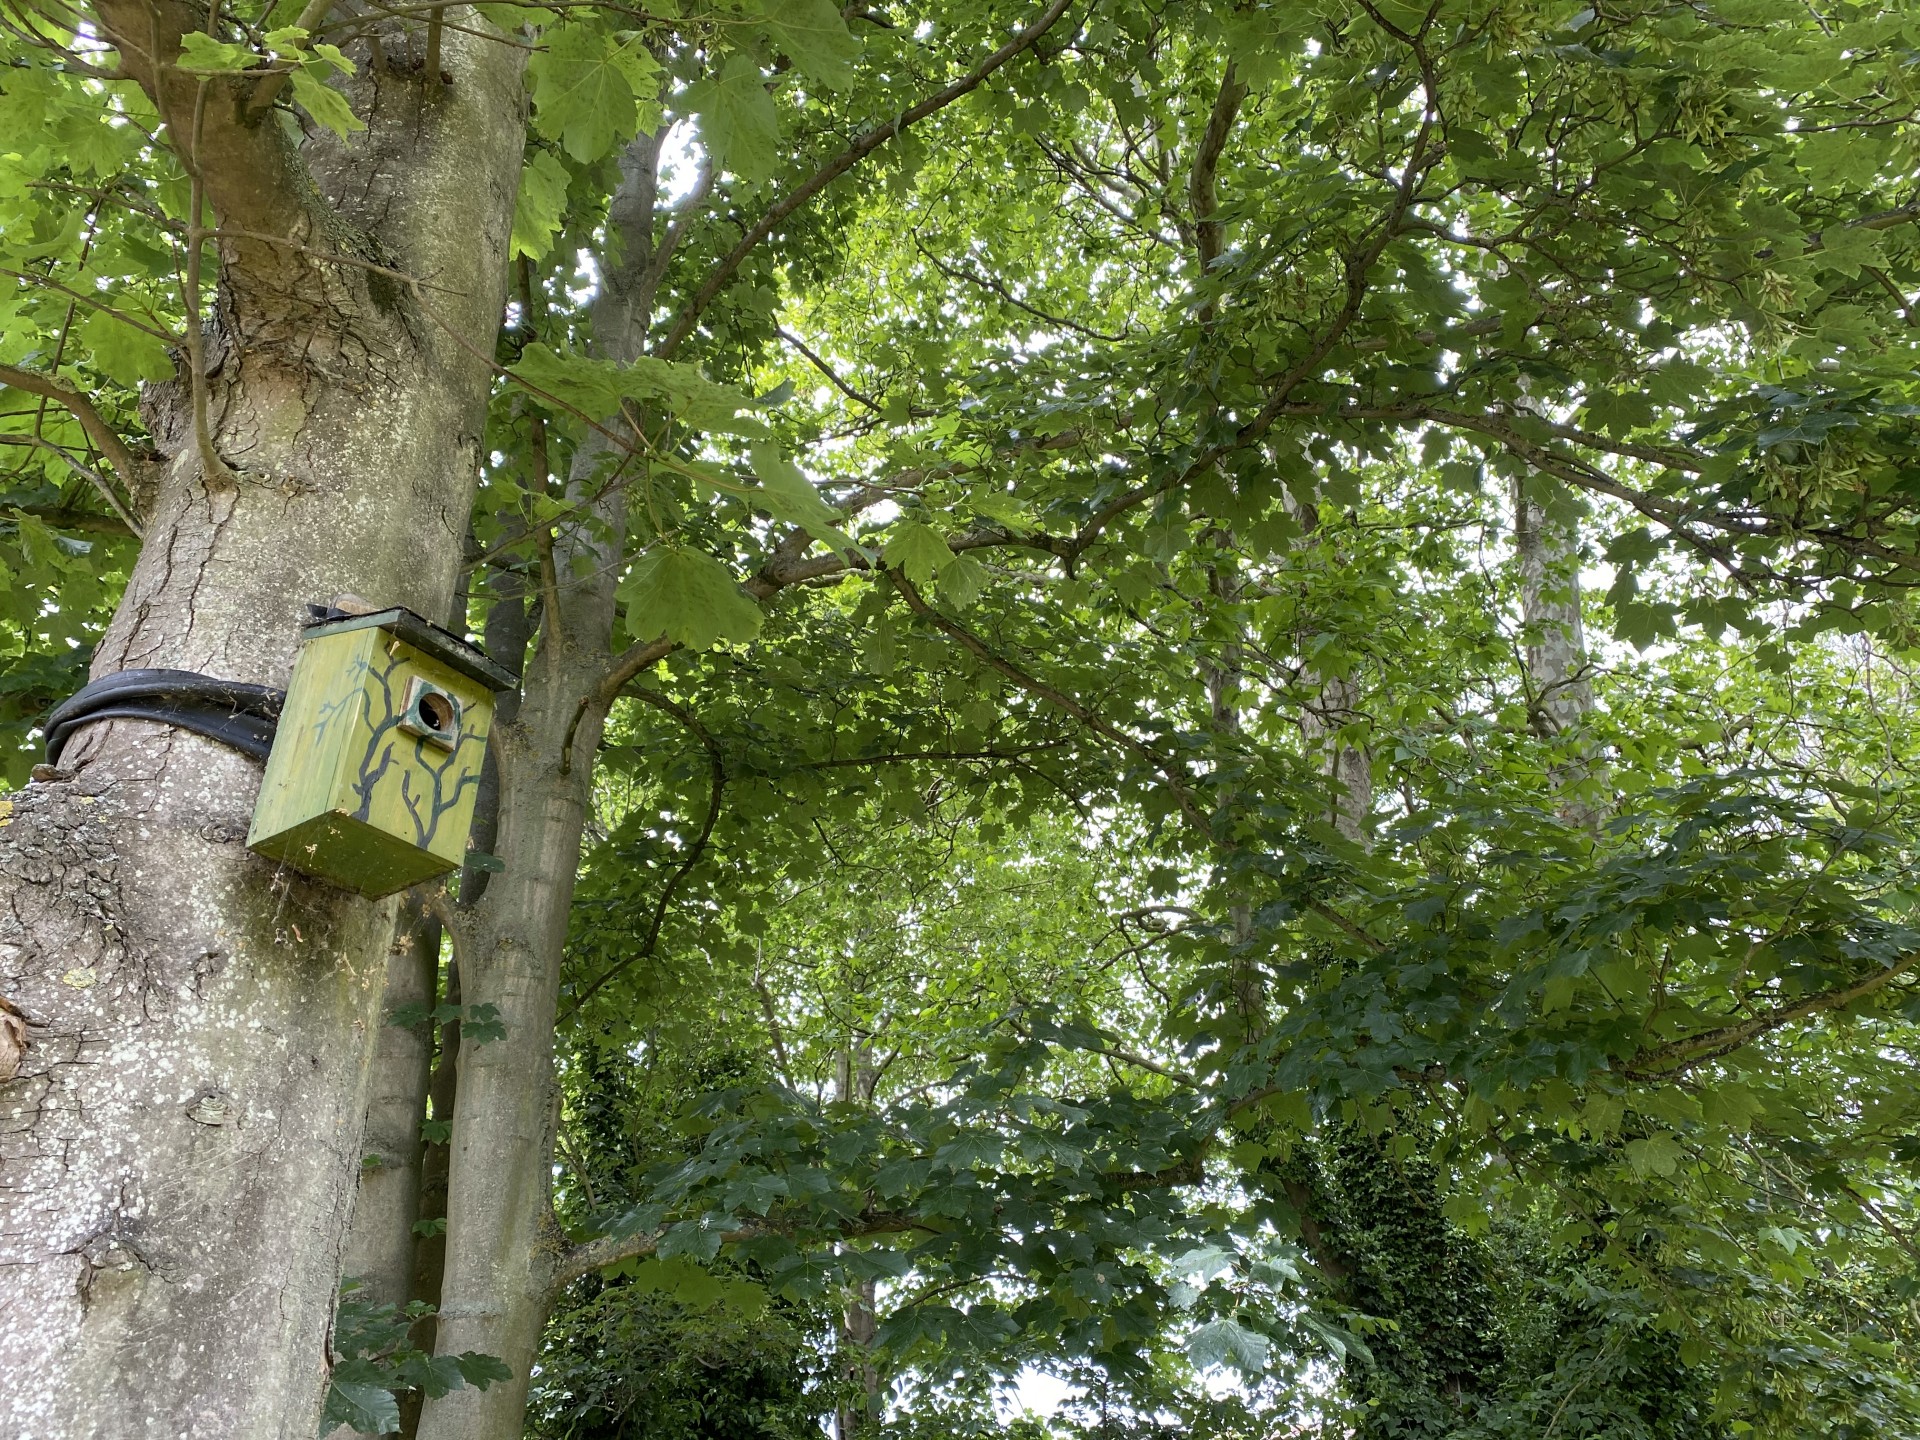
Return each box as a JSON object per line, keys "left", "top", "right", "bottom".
{"left": 6, "top": 0, "right": 1920, "bottom": 1431}
{"left": 323, "top": 1283, "right": 511, "bottom": 1435}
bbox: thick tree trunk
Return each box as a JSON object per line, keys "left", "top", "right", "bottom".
{"left": 0, "top": 23, "right": 524, "bottom": 1435}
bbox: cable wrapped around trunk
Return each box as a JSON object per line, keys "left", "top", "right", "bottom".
{"left": 44, "top": 669, "right": 287, "bottom": 766}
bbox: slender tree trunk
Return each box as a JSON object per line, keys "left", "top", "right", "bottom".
{"left": 414, "top": 664, "right": 614, "bottom": 1438}
{"left": 0, "top": 21, "right": 524, "bottom": 1434}
{"left": 1513, "top": 477, "right": 1601, "bottom": 825}
{"left": 409, "top": 965, "right": 460, "bottom": 1329}
{"left": 415, "top": 131, "right": 666, "bottom": 1440}
{"left": 1302, "top": 670, "right": 1372, "bottom": 843}
{"left": 328, "top": 903, "right": 438, "bottom": 1440}
{"left": 340, "top": 898, "right": 440, "bottom": 1305}
{"left": 1200, "top": 537, "right": 1260, "bottom": 1035}
{"left": 835, "top": 1042, "right": 881, "bottom": 1438}
{"left": 1513, "top": 479, "right": 1594, "bottom": 739}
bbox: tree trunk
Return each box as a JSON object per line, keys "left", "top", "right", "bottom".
{"left": 413, "top": 663, "right": 612, "bottom": 1438}
{"left": 1513, "top": 479, "right": 1594, "bottom": 739}
{"left": 414, "top": 130, "right": 665, "bottom": 1440}
{"left": 835, "top": 1043, "right": 881, "bottom": 1438}
{"left": 0, "top": 21, "right": 524, "bottom": 1434}
{"left": 1513, "top": 477, "right": 1601, "bottom": 827}
{"left": 338, "top": 899, "right": 440, "bottom": 1308}
{"left": 1302, "top": 670, "right": 1372, "bottom": 843}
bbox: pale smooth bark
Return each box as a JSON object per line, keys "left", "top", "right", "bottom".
{"left": 0, "top": 18, "right": 525, "bottom": 1435}
{"left": 1286, "top": 492, "right": 1371, "bottom": 843}
{"left": 1513, "top": 479, "right": 1595, "bottom": 738}
{"left": 1513, "top": 477, "right": 1601, "bottom": 828}
{"left": 338, "top": 899, "right": 440, "bottom": 1310}
{"left": 415, "top": 131, "right": 667, "bottom": 1440}
{"left": 1302, "top": 671, "right": 1372, "bottom": 843}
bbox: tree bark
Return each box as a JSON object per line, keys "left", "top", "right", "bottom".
{"left": 414, "top": 130, "right": 666, "bottom": 1440}
{"left": 0, "top": 20, "right": 525, "bottom": 1434}
{"left": 339, "top": 899, "right": 440, "bottom": 1306}
{"left": 835, "top": 1042, "right": 881, "bottom": 1439}
{"left": 1513, "top": 476, "right": 1602, "bottom": 827}
{"left": 1513, "top": 479, "right": 1595, "bottom": 739}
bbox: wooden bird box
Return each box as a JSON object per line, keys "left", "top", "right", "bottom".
{"left": 247, "top": 607, "right": 518, "bottom": 897}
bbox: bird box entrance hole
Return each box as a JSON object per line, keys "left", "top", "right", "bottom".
{"left": 246, "top": 607, "right": 517, "bottom": 897}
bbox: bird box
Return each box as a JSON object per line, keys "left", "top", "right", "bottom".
{"left": 247, "top": 607, "right": 518, "bottom": 897}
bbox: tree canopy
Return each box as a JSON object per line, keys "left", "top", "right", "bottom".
{"left": 3, "top": 0, "right": 1919, "bottom": 1434}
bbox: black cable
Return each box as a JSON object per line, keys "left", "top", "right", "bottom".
{"left": 45, "top": 669, "right": 286, "bottom": 767}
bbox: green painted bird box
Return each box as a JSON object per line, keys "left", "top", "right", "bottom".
{"left": 247, "top": 607, "right": 518, "bottom": 897}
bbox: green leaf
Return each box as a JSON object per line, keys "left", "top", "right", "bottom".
{"left": 882, "top": 520, "right": 952, "bottom": 585}
{"left": 321, "top": 1379, "right": 400, "bottom": 1435}
{"left": 459, "top": 1003, "right": 506, "bottom": 1046}
{"left": 688, "top": 52, "right": 781, "bottom": 183}
{"left": 511, "top": 149, "right": 570, "bottom": 261}
{"left": 1625, "top": 1133, "right": 1683, "bottom": 1178}
{"left": 452, "top": 1352, "right": 512, "bottom": 1388}
{"left": 1186, "top": 1317, "right": 1270, "bottom": 1374}
{"left": 513, "top": 343, "right": 763, "bottom": 432}
{"left": 1818, "top": 225, "right": 1884, "bottom": 280}
{"left": 77, "top": 310, "right": 172, "bottom": 386}
{"left": 748, "top": 440, "right": 851, "bottom": 544}
{"left": 530, "top": 25, "right": 662, "bottom": 163}
{"left": 937, "top": 551, "right": 986, "bottom": 608}
{"left": 392, "top": 1352, "right": 469, "bottom": 1400}
{"left": 618, "top": 545, "right": 764, "bottom": 650}
{"left": 751, "top": 0, "right": 858, "bottom": 88}
{"left": 289, "top": 64, "right": 365, "bottom": 136}
{"left": 175, "top": 32, "right": 263, "bottom": 72}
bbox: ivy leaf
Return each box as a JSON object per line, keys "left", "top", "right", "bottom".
{"left": 511, "top": 149, "right": 570, "bottom": 261}
{"left": 751, "top": 0, "right": 858, "bottom": 89}
{"left": 619, "top": 545, "right": 763, "bottom": 650}
{"left": 883, "top": 520, "right": 953, "bottom": 585}
{"left": 687, "top": 52, "right": 781, "bottom": 184}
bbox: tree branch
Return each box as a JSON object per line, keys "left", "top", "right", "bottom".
{"left": 551, "top": 1209, "right": 924, "bottom": 1294}
{"left": 1627, "top": 950, "right": 1920, "bottom": 1077}
{"left": 887, "top": 566, "right": 1211, "bottom": 832}
{"left": 1187, "top": 61, "right": 1245, "bottom": 275}
{"left": 656, "top": 0, "right": 1078, "bottom": 358}
{"left": 560, "top": 686, "right": 726, "bottom": 1020}
{"left": 0, "top": 364, "right": 148, "bottom": 490}
{"left": 92, "top": 0, "right": 332, "bottom": 284}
